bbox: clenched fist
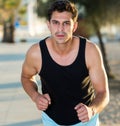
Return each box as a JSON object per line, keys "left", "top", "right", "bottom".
{"left": 74, "top": 103, "right": 94, "bottom": 123}
{"left": 35, "top": 93, "right": 51, "bottom": 111}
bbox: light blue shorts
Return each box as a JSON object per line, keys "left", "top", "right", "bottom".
{"left": 41, "top": 112, "right": 99, "bottom": 126}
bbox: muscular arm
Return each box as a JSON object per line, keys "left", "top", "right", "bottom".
{"left": 75, "top": 41, "right": 109, "bottom": 122}
{"left": 21, "top": 43, "right": 51, "bottom": 110}
{"left": 21, "top": 44, "right": 40, "bottom": 101}
{"left": 86, "top": 42, "right": 109, "bottom": 114}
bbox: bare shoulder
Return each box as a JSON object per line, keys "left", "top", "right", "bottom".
{"left": 86, "top": 39, "right": 100, "bottom": 52}
{"left": 26, "top": 43, "right": 41, "bottom": 59}
{"left": 85, "top": 39, "right": 103, "bottom": 69}
{"left": 86, "top": 39, "right": 102, "bottom": 57}
{"left": 24, "top": 43, "right": 41, "bottom": 73}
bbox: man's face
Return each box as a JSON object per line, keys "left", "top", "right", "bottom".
{"left": 47, "top": 11, "right": 77, "bottom": 44}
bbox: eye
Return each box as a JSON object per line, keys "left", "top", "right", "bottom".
{"left": 63, "top": 21, "right": 70, "bottom": 26}
{"left": 52, "top": 20, "right": 59, "bottom": 25}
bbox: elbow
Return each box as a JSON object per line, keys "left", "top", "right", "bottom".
{"left": 106, "top": 90, "right": 110, "bottom": 105}
{"left": 21, "top": 74, "right": 25, "bottom": 86}
{"left": 102, "top": 88, "right": 110, "bottom": 107}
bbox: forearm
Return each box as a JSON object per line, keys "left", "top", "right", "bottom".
{"left": 21, "top": 76, "right": 40, "bottom": 102}
{"left": 89, "top": 91, "right": 109, "bottom": 114}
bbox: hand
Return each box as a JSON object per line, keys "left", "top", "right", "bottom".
{"left": 35, "top": 93, "right": 51, "bottom": 111}
{"left": 74, "top": 103, "right": 93, "bottom": 123}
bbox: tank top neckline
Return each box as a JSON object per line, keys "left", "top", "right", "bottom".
{"left": 44, "top": 37, "right": 81, "bottom": 68}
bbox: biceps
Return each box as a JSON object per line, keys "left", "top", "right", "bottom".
{"left": 21, "top": 61, "right": 37, "bottom": 79}
{"left": 89, "top": 66, "right": 108, "bottom": 92}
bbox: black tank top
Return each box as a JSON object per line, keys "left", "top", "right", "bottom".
{"left": 39, "top": 36, "right": 95, "bottom": 125}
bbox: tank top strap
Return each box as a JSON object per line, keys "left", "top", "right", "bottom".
{"left": 39, "top": 37, "right": 50, "bottom": 70}
{"left": 77, "top": 36, "right": 87, "bottom": 65}
{"left": 39, "top": 38, "right": 47, "bottom": 55}
{"left": 79, "top": 36, "right": 86, "bottom": 52}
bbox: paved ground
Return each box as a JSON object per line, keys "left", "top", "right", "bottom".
{"left": 0, "top": 42, "right": 43, "bottom": 126}
{"left": 0, "top": 42, "right": 120, "bottom": 126}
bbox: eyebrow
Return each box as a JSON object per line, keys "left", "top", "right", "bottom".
{"left": 51, "top": 20, "right": 58, "bottom": 22}
{"left": 51, "top": 19, "right": 71, "bottom": 23}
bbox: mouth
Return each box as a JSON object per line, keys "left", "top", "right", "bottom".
{"left": 56, "top": 34, "right": 65, "bottom": 38}
{"left": 56, "top": 32, "right": 66, "bottom": 38}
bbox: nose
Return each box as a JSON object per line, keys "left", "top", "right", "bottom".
{"left": 58, "top": 24, "right": 64, "bottom": 32}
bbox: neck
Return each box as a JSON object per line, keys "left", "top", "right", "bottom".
{"left": 51, "top": 38, "right": 74, "bottom": 55}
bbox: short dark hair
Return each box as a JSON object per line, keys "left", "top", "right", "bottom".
{"left": 47, "top": 0, "right": 78, "bottom": 22}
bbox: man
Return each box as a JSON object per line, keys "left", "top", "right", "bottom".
{"left": 21, "top": 0, "right": 109, "bottom": 126}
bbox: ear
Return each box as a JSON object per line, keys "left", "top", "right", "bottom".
{"left": 73, "top": 22, "right": 78, "bottom": 33}
{"left": 47, "top": 21, "right": 50, "bottom": 30}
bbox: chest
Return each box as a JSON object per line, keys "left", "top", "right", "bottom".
{"left": 51, "top": 50, "right": 78, "bottom": 66}
{"left": 47, "top": 42, "right": 80, "bottom": 66}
